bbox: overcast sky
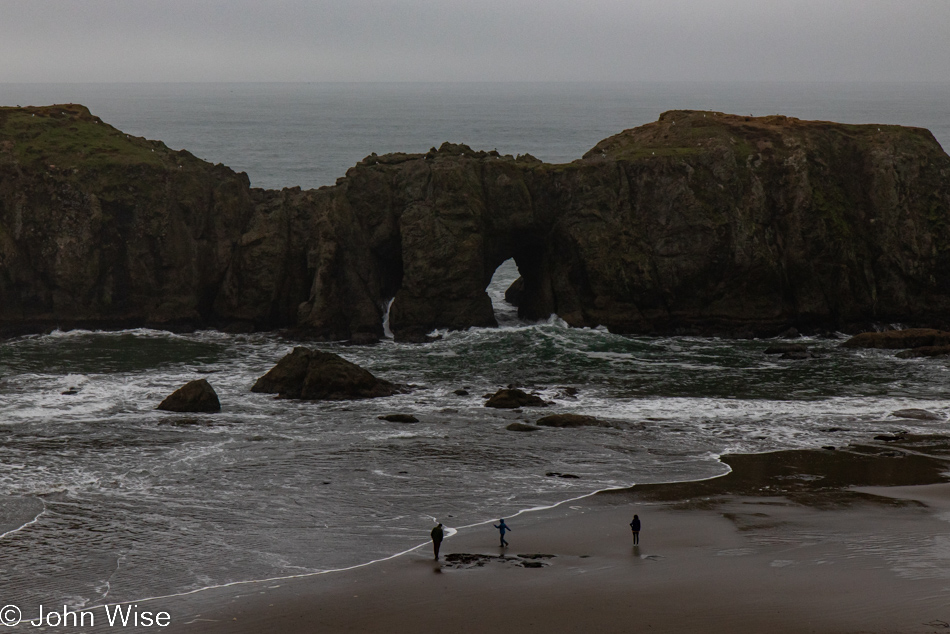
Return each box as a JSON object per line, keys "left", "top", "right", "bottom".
{"left": 1, "top": 0, "right": 949, "bottom": 83}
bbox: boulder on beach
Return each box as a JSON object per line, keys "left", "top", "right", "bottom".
{"left": 841, "top": 329, "right": 950, "bottom": 350}
{"left": 535, "top": 414, "right": 611, "bottom": 428}
{"left": 251, "top": 347, "right": 397, "bottom": 400}
{"left": 485, "top": 388, "right": 547, "bottom": 409}
{"left": 157, "top": 379, "right": 221, "bottom": 413}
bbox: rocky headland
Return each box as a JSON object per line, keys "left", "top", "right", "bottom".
{"left": 3, "top": 105, "right": 949, "bottom": 341}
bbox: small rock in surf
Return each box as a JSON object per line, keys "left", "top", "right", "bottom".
{"left": 536, "top": 414, "right": 610, "bottom": 428}
{"left": 157, "top": 379, "right": 221, "bottom": 413}
{"left": 485, "top": 388, "right": 547, "bottom": 409}
{"left": 891, "top": 409, "right": 943, "bottom": 421}
{"left": 252, "top": 347, "right": 398, "bottom": 400}
{"left": 378, "top": 414, "right": 419, "bottom": 423}
{"left": 506, "top": 422, "right": 541, "bottom": 432}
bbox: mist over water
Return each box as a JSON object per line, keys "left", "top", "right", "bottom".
{"left": 1, "top": 83, "right": 950, "bottom": 610}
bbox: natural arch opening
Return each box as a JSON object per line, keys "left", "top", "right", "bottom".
{"left": 486, "top": 258, "right": 523, "bottom": 326}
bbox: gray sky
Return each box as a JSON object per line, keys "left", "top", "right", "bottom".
{"left": 1, "top": 0, "right": 949, "bottom": 83}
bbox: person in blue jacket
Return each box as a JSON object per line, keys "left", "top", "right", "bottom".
{"left": 494, "top": 519, "right": 511, "bottom": 547}
{"left": 630, "top": 514, "right": 641, "bottom": 545}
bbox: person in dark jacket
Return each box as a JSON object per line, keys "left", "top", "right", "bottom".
{"left": 431, "top": 523, "right": 444, "bottom": 560}
{"left": 494, "top": 519, "right": 511, "bottom": 547}
{"left": 630, "top": 514, "right": 641, "bottom": 545}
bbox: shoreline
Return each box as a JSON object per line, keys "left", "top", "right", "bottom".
{"left": 139, "top": 439, "right": 950, "bottom": 633}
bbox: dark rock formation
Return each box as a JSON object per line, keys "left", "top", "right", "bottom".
{"left": 504, "top": 277, "right": 524, "bottom": 307}
{"left": 895, "top": 345, "right": 950, "bottom": 358}
{"left": 379, "top": 414, "right": 419, "bottom": 423}
{"left": 841, "top": 329, "right": 950, "bottom": 349}
{"left": 251, "top": 347, "right": 397, "bottom": 400}
{"left": 506, "top": 422, "right": 541, "bottom": 432}
{"left": 0, "top": 105, "right": 255, "bottom": 335}
{"left": 485, "top": 388, "right": 547, "bottom": 409}
{"left": 157, "top": 379, "right": 221, "bottom": 413}
{"left": 535, "top": 414, "right": 611, "bottom": 428}
{"left": 441, "top": 553, "right": 552, "bottom": 569}
{"left": 5, "top": 106, "right": 950, "bottom": 339}
{"left": 874, "top": 433, "right": 907, "bottom": 442}
{"left": 891, "top": 408, "right": 943, "bottom": 421}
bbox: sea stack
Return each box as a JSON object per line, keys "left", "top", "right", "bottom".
{"left": 4, "top": 106, "right": 950, "bottom": 340}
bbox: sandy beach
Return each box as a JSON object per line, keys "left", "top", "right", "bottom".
{"left": 125, "top": 441, "right": 950, "bottom": 634}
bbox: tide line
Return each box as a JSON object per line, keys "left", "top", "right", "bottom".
{"left": 0, "top": 498, "right": 47, "bottom": 540}
{"left": 81, "top": 458, "right": 733, "bottom": 614}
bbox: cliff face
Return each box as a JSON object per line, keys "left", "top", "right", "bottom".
{"left": 3, "top": 106, "right": 950, "bottom": 340}
{"left": 0, "top": 104, "right": 254, "bottom": 333}
{"left": 284, "top": 111, "right": 950, "bottom": 339}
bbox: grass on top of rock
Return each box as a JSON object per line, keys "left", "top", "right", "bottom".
{"left": 0, "top": 105, "right": 176, "bottom": 171}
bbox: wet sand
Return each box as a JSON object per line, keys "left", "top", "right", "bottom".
{"left": 152, "top": 441, "right": 950, "bottom": 633}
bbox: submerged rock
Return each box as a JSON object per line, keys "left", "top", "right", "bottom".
{"left": 251, "top": 347, "right": 397, "bottom": 400}
{"left": 780, "top": 350, "right": 821, "bottom": 360}
{"left": 378, "top": 414, "right": 419, "bottom": 423}
{"left": 874, "top": 433, "right": 907, "bottom": 442}
{"left": 891, "top": 409, "right": 944, "bottom": 421}
{"left": 506, "top": 422, "right": 541, "bottom": 432}
{"left": 895, "top": 345, "right": 950, "bottom": 359}
{"left": 347, "top": 332, "right": 381, "bottom": 346}
{"left": 841, "top": 329, "right": 950, "bottom": 350}
{"left": 485, "top": 389, "right": 547, "bottom": 409}
{"left": 157, "top": 379, "right": 221, "bottom": 413}
{"left": 764, "top": 343, "right": 808, "bottom": 355}
{"left": 535, "top": 414, "right": 611, "bottom": 428}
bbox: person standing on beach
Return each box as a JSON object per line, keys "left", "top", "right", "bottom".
{"left": 494, "top": 519, "right": 511, "bottom": 547}
{"left": 630, "top": 514, "right": 641, "bottom": 545}
{"left": 431, "top": 523, "right": 444, "bottom": 560}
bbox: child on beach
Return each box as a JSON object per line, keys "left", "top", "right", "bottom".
{"left": 494, "top": 519, "right": 511, "bottom": 547}
{"left": 630, "top": 514, "right": 641, "bottom": 545}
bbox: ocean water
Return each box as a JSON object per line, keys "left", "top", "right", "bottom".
{"left": 1, "top": 82, "right": 950, "bottom": 615}
{"left": 2, "top": 82, "right": 949, "bottom": 189}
